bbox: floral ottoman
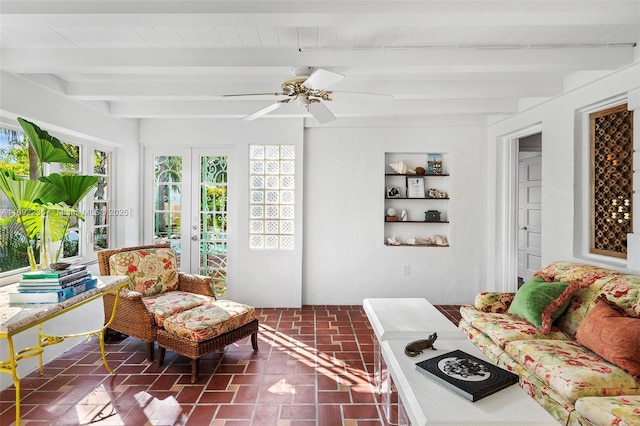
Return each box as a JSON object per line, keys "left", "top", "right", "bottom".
{"left": 157, "top": 300, "right": 259, "bottom": 383}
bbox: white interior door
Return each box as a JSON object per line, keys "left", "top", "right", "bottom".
{"left": 518, "top": 155, "right": 542, "bottom": 281}
{"left": 144, "top": 148, "right": 230, "bottom": 297}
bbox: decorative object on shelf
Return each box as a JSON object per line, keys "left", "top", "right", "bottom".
{"left": 424, "top": 210, "right": 442, "bottom": 221}
{"left": 389, "top": 161, "right": 415, "bottom": 175}
{"left": 427, "top": 188, "right": 447, "bottom": 199}
{"left": 425, "top": 235, "right": 449, "bottom": 246}
{"left": 401, "top": 209, "right": 408, "bottom": 221}
{"left": 406, "top": 176, "right": 425, "bottom": 198}
{"left": 386, "top": 186, "right": 402, "bottom": 198}
{"left": 386, "top": 207, "right": 399, "bottom": 222}
{"left": 415, "top": 166, "right": 426, "bottom": 175}
{"left": 387, "top": 235, "right": 401, "bottom": 246}
{"left": 427, "top": 153, "right": 443, "bottom": 175}
{"left": 407, "top": 236, "right": 417, "bottom": 245}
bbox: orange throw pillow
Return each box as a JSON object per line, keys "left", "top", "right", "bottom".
{"left": 575, "top": 295, "right": 640, "bottom": 378}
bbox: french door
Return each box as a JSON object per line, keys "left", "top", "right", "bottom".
{"left": 145, "top": 148, "right": 230, "bottom": 297}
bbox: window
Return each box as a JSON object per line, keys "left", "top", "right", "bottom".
{"left": 0, "top": 125, "right": 114, "bottom": 278}
{"left": 590, "top": 104, "right": 634, "bottom": 258}
{"left": 93, "top": 150, "right": 111, "bottom": 250}
{"left": 249, "top": 144, "right": 295, "bottom": 250}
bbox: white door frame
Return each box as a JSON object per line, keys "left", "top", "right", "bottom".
{"left": 497, "top": 123, "right": 542, "bottom": 293}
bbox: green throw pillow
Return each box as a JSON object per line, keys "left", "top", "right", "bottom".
{"left": 508, "top": 276, "right": 577, "bottom": 333}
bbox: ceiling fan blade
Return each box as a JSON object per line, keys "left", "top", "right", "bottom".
{"left": 242, "top": 102, "right": 284, "bottom": 121}
{"left": 303, "top": 69, "right": 344, "bottom": 90}
{"left": 308, "top": 101, "right": 336, "bottom": 124}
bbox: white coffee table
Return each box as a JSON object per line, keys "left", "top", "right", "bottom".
{"left": 381, "top": 338, "right": 557, "bottom": 425}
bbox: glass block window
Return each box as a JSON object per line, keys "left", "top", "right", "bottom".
{"left": 249, "top": 144, "right": 295, "bottom": 249}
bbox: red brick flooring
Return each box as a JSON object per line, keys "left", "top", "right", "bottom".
{"left": 0, "top": 305, "right": 461, "bottom": 425}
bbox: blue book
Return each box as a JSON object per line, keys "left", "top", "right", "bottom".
{"left": 10, "top": 277, "right": 98, "bottom": 304}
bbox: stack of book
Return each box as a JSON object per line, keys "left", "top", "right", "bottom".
{"left": 9, "top": 265, "right": 98, "bottom": 304}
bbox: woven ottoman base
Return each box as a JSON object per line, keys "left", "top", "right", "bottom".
{"left": 157, "top": 319, "right": 259, "bottom": 383}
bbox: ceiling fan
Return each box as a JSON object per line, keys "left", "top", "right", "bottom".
{"left": 223, "top": 66, "right": 348, "bottom": 124}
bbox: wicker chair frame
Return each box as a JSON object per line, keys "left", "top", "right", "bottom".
{"left": 97, "top": 244, "right": 216, "bottom": 361}
{"left": 157, "top": 319, "right": 259, "bottom": 383}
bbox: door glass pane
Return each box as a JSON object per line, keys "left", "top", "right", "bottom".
{"left": 200, "top": 156, "right": 227, "bottom": 297}
{"left": 153, "top": 156, "right": 183, "bottom": 259}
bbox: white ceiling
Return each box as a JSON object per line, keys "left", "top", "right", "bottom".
{"left": 1, "top": 1, "right": 639, "bottom": 124}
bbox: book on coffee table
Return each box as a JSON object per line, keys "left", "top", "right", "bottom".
{"left": 415, "top": 349, "right": 519, "bottom": 402}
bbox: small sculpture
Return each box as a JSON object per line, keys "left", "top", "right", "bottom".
{"left": 400, "top": 209, "right": 408, "bottom": 221}
{"left": 424, "top": 235, "right": 449, "bottom": 246}
{"left": 406, "top": 237, "right": 417, "bottom": 245}
{"left": 389, "top": 161, "right": 415, "bottom": 175}
{"left": 386, "top": 207, "right": 398, "bottom": 217}
{"left": 387, "top": 235, "right": 401, "bottom": 246}
{"left": 427, "top": 188, "right": 447, "bottom": 198}
{"left": 415, "top": 166, "right": 426, "bottom": 175}
{"left": 405, "top": 333, "right": 438, "bottom": 357}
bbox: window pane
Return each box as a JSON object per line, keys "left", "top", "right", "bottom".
{"left": 249, "top": 145, "right": 295, "bottom": 250}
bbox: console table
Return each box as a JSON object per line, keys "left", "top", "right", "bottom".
{"left": 363, "top": 298, "right": 463, "bottom": 422}
{"left": 382, "top": 338, "right": 557, "bottom": 425}
{"left": 0, "top": 275, "right": 129, "bottom": 426}
{"left": 364, "top": 298, "right": 556, "bottom": 425}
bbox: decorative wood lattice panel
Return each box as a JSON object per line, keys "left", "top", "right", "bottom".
{"left": 590, "top": 104, "right": 634, "bottom": 258}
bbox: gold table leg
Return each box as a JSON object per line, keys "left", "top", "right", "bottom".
{"left": 1, "top": 283, "right": 124, "bottom": 426}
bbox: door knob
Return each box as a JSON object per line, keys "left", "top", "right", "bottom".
{"left": 520, "top": 226, "right": 528, "bottom": 231}
{"left": 191, "top": 235, "right": 198, "bottom": 241}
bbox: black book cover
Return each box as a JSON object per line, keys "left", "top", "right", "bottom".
{"left": 415, "top": 349, "right": 519, "bottom": 402}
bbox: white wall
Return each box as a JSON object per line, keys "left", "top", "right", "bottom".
{"left": 303, "top": 123, "right": 488, "bottom": 305}
{"left": 140, "top": 118, "right": 305, "bottom": 308}
{"left": 487, "top": 60, "right": 640, "bottom": 291}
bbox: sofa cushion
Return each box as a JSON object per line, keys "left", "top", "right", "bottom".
{"left": 460, "top": 306, "right": 570, "bottom": 349}
{"left": 575, "top": 296, "right": 640, "bottom": 378}
{"left": 142, "top": 291, "right": 213, "bottom": 326}
{"left": 535, "top": 261, "right": 621, "bottom": 285}
{"left": 508, "top": 276, "right": 578, "bottom": 333}
{"left": 109, "top": 248, "right": 180, "bottom": 296}
{"left": 575, "top": 395, "right": 640, "bottom": 426}
{"left": 597, "top": 274, "right": 640, "bottom": 317}
{"left": 505, "top": 339, "right": 640, "bottom": 404}
{"left": 163, "top": 301, "right": 256, "bottom": 342}
{"left": 473, "top": 292, "right": 515, "bottom": 313}
{"left": 554, "top": 274, "right": 616, "bottom": 338}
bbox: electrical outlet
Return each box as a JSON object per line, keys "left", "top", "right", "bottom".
{"left": 402, "top": 264, "right": 410, "bottom": 275}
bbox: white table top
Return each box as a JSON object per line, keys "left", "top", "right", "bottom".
{"left": 363, "top": 298, "right": 461, "bottom": 341}
{"left": 381, "top": 338, "right": 557, "bottom": 425}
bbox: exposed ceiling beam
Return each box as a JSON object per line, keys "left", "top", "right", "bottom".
{"left": 2, "top": 1, "right": 638, "bottom": 27}
{"left": 108, "top": 98, "right": 518, "bottom": 118}
{"left": 64, "top": 78, "right": 563, "bottom": 100}
{"left": 3, "top": 46, "right": 633, "bottom": 74}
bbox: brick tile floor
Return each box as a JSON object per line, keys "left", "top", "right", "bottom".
{"left": 0, "top": 305, "right": 461, "bottom": 425}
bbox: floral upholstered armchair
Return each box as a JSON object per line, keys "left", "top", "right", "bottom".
{"left": 97, "top": 244, "right": 216, "bottom": 361}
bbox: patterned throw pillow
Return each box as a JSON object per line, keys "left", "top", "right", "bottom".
{"left": 109, "top": 248, "right": 180, "bottom": 297}
{"left": 576, "top": 295, "right": 640, "bottom": 378}
{"left": 508, "top": 276, "right": 579, "bottom": 334}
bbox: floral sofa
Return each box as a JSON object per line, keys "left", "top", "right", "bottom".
{"left": 459, "top": 261, "right": 640, "bottom": 426}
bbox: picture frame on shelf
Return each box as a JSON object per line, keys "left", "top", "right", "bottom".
{"left": 386, "top": 186, "right": 402, "bottom": 198}
{"left": 406, "top": 176, "right": 425, "bottom": 198}
{"left": 427, "top": 153, "right": 443, "bottom": 175}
